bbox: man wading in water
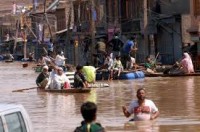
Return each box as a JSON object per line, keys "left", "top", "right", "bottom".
{"left": 122, "top": 88, "right": 159, "bottom": 121}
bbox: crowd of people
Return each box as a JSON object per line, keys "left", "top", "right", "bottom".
{"left": 36, "top": 65, "right": 71, "bottom": 89}
{"left": 36, "top": 50, "right": 97, "bottom": 89}
{"left": 33, "top": 36, "right": 200, "bottom": 132}
{"left": 36, "top": 35, "right": 196, "bottom": 90}
{"left": 95, "top": 35, "right": 141, "bottom": 80}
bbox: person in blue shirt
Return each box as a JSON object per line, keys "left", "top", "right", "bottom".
{"left": 121, "top": 36, "right": 137, "bottom": 68}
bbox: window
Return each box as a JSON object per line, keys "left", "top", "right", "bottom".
{"left": 0, "top": 117, "right": 4, "bottom": 132}
{"left": 5, "top": 112, "right": 27, "bottom": 132}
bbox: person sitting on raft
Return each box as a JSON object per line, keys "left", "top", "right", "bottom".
{"left": 82, "top": 65, "right": 96, "bottom": 84}
{"left": 49, "top": 67, "right": 71, "bottom": 89}
{"left": 179, "top": 52, "right": 194, "bottom": 74}
{"left": 74, "top": 65, "right": 88, "bottom": 88}
{"left": 164, "top": 52, "right": 194, "bottom": 75}
{"left": 126, "top": 56, "right": 139, "bottom": 71}
{"left": 144, "top": 56, "right": 155, "bottom": 69}
{"left": 104, "top": 53, "right": 114, "bottom": 70}
{"left": 144, "top": 55, "right": 157, "bottom": 73}
{"left": 122, "top": 88, "right": 159, "bottom": 121}
{"left": 36, "top": 65, "right": 50, "bottom": 89}
{"left": 110, "top": 56, "right": 123, "bottom": 79}
{"left": 97, "top": 53, "right": 113, "bottom": 71}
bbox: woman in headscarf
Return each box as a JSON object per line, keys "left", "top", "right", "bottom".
{"left": 179, "top": 52, "right": 194, "bottom": 74}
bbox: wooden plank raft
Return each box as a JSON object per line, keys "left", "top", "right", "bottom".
{"left": 45, "top": 88, "right": 91, "bottom": 93}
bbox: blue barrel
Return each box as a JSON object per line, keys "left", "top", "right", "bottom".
{"left": 119, "top": 71, "right": 145, "bottom": 80}
{"left": 134, "top": 71, "right": 145, "bottom": 78}
{"left": 96, "top": 71, "right": 145, "bottom": 80}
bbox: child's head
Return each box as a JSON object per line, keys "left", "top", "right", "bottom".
{"left": 127, "top": 56, "right": 131, "bottom": 62}
{"left": 76, "top": 65, "right": 83, "bottom": 72}
{"left": 81, "top": 101, "right": 97, "bottom": 123}
{"left": 116, "top": 56, "right": 120, "bottom": 60}
{"left": 146, "top": 55, "right": 151, "bottom": 62}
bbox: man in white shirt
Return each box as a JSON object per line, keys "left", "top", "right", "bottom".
{"left": 122, "top": 88, "right": 159, "bottom": 121}
{"left": 55, "top": 51, "right": 66, "bottom": 70}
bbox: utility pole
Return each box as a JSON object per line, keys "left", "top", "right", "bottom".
{"left": 143, "top": 0, "right": 148, "bottom": 59}
{"left": 90, "top": 0, "right": 96, "bottom": 65}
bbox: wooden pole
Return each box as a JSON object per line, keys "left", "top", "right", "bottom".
{"left": 143, "top": 0, "right": 148, "bottom": 60}
{"left": 23, "top": 29, "right": 27, "bottom": 59}
{"left": 42, "top": 0, "right": 47, "bottom": 43}
{"left": 66, "top": 2, "right": 72, "bottom": 64}
{"left": 45, "top": 13, "right": 53, "bottom": 38}
{"left": 90, "top": 0, "right": 96, "bottom": 65}
{"left": 13, "top": 19, "right": 19, "bottom": 53}
{"left": 25, "top": 22, "right": 41, "bottom": 44}
{"left": 12, "top": 87, "right": 37, "bottom": 92}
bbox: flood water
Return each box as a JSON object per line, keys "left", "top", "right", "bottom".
{"left": 1, "top": 62, "right": 200, "bottom": 132}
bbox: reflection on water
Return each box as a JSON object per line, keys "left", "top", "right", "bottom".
{"left": 1, "top": 62, "right": 200, "bottom": 131}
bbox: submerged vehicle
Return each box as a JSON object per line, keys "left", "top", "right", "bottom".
{"left": 0, "top": 103, "right": 33, "bottom": 132}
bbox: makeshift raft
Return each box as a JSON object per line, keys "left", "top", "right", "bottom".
{"left": 65, "top": 72, "right": 108, "bottom": 86}
{"left": 45, "top": 88, "right": 91, "bottom": 93}
{"left": 44, "top": 83, "right": 109, "bottom": 93}
{"left": 145, "top": 72, "right": 200, "bottom": 77}
{"left": 96, "top": 70, "right": 145, "bottom": 80}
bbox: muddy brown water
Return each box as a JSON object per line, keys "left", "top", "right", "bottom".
{"left": 1, "top": 62, "right": 200, "bottom": 132}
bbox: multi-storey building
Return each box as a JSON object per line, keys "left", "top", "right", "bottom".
{"left": 115, "top": 0, "right": 190, "bottom": 64}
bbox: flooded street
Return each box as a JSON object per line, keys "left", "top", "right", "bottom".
{"left": 1, "top": 62, "right": 200, "bottom": 132}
